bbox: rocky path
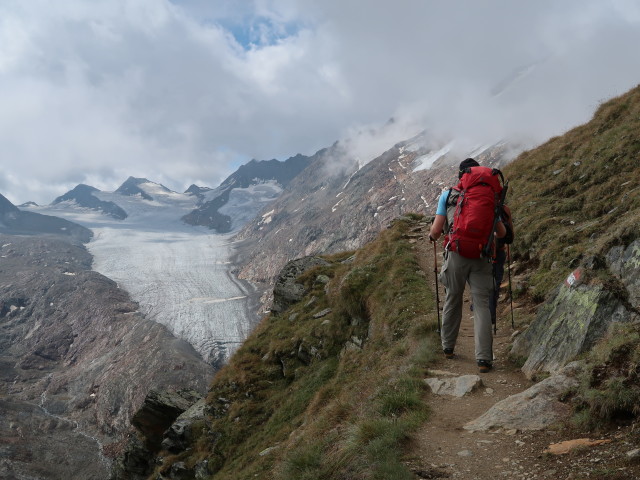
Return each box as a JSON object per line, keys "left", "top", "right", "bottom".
{"left": 409, "top": 234, "right": 640, "bottom": 480}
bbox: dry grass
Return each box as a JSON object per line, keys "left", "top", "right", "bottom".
{"left": 503, "top": 84, "right": 640, "bottom": 303}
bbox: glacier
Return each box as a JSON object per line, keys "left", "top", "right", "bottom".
{"left": 30, "top": 183, "right": 265, "bottom": 366}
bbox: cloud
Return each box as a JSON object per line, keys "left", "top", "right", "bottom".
{"left": 1, "top": 0, "right": 640, "bottom": 204}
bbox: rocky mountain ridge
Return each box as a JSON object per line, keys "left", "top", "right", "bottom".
{"left": 52, "top": 184, "right": 128, "bottom": 220}
{"left": 182, "top": 154, "right": 313, "bottom": 233}
{"left": 0, "top": 192, "right": 92, "bottom": 243}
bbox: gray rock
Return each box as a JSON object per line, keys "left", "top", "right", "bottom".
{"left": 511, "top": 242, "right": 640, "bottom": 379}
{"left": 259, "top": 445, "right": 280, "bottom": 456}
{"left": 425, "top": 375, "right": 483, "bottom": 397}
{"left": 161, "top": 399, "right": 208, "bottom": 453}
{"left": 464, "top": 362, "right": 583, "bottom": 432}
{"left": 626, "top": 448, "right": 640, "bottom": 459}
{"left": 169, "top": 461, "right": 192, "bottom": 480}
{"left": 271, "top": 256, "right": 330, "bottom": 314}
{"left": 313, "top": 308, "right": 332, "bottom": 319}
{"left": 606, "top": 239, "right": 640, "bottom": 307}
{"left": 194, "top": 460, "right": 211, "bottom": 479}
{"left": 110, "top": 434, "right": 152, "bottom": 480}
{"left": 131, "top": 389, "right": 202, "bottom": 452}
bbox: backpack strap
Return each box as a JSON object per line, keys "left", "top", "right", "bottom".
{"left": 444, "top": 187, "right": 460, "bottom": 235}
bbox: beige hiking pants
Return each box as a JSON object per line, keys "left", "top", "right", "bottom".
{"left": 439, "top": 250, "right": 493, "bottom": 362}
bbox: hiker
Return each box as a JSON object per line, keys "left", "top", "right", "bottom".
{"left": 490, "top": 204, "right": 514, "bottom": 324}
{"left": 428, "top": 158, "right": 506, "bottom": 373}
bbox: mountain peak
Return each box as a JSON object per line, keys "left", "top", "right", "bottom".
{"left": 0, "top": 193, "right": 20, "bottom": 215}
{"left": 52, "top": 184, "right": 99, "bottom": 204}
{"left": 115, "top": 177, "right": 155, "bottom": 200}
{"left": 185, "top": 184, "right": 213, "bottom": 196}
{"left": 52, "top": 183, "right": 128, "bottom": 219}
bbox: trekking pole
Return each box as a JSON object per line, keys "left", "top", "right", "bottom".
{"left": 432, "top": 238, "right": 441, "bottom": 335}
{"left": 492, "top": 262, "right": 497, "bottom": 335}
{"left": 507, "top": 244, "right": 515, "bottom": 329}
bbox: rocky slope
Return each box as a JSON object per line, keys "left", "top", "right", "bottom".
{"left": 235, "top": 134, "right": 512, "bottom": 294}
{"left": 503, "top": 84, "right": 640, "bottom": 378}
{"left": 0, "top": 233, "right": 213, "bottom": 479}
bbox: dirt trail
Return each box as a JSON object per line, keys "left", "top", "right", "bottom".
{"left": 409, "top": 235, "right": 639, "bottom": 480}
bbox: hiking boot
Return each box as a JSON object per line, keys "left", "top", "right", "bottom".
{"left": 477, "top": 360, "right": 493, "bottom": 373}
{"left": 443, "top": 348, "right": 455, "bottom": 359}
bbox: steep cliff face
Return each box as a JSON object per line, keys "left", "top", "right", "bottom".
{"left": 0, "top": 234, "right": 213, "bottom": 479}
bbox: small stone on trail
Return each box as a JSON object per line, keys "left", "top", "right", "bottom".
{"left": 457, "top": 449, "right": 473, "bottom": 457}
{"left": 425, "top": 375, "right": 483, "bottom": 397}
{"left": 627, "top": 448, "right": 640, "bottom": 458}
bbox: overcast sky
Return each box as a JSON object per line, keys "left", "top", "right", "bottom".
{"left": 2, "top": 0, "right": 640, "bottom": 205}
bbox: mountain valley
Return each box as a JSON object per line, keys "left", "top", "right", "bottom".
{"left": 1, "top": 84, "right": 640, "bottom": 479}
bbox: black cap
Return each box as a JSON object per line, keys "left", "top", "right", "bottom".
{"left": 458, "top": 158, "right": 480, "bottom": 178}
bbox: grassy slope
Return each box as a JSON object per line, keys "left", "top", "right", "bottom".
{"left": 153, "top": 215, "right": 439, "bottom": 479}
{"left": 504, "top": 84, "right": 640, "bottom": 302}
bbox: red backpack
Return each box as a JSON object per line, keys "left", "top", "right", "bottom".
{"left": 446, "top": 166, "right": 504, "bottom": 259}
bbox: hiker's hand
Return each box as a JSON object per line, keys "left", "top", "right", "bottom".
{"left": 428, "top": 234, "right": 436, "bottom": 243}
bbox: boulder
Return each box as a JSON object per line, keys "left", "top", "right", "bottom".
{"left": 161, "top": 398, "right": 209, "bottom": 453}
{"left": 511, "top": 242, "right": 640, "bottom": 379}
{"left": 464, "top": 362, "right": 583, "bottom": 432}
{"left": 271, "top": 256, "right": 330, "bottom": 314}
{"left": 131, "top": 389, "right": 202, "bottom": 451}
